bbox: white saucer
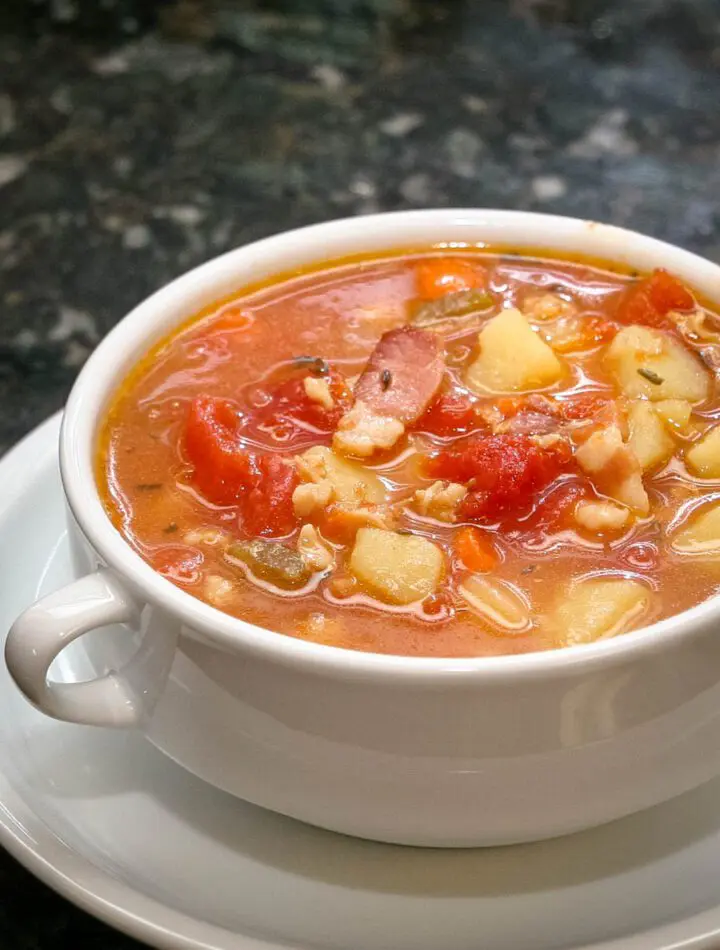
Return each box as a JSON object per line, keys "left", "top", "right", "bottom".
{"left": 5, "top": 414, "right": 720, "bottom": 950}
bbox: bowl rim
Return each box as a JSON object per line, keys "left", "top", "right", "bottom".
{"left": 60, "top": 208, "right": 720, "bottom": 683}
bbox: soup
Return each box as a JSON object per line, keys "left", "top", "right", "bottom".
{"left": 98, "top": 248, "right": 720, "bottom": 657}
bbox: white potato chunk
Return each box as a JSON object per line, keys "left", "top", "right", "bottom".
{"left": 653, "top": 399, "right": 692, "bottom": 432}
{"left": 465, "top": 308, "right": 565, "bottom": 394}
{"left": 686, "top": 427, "right": 720, "bottom": 478}
{"left": 627, "top": 401, "right": 675, "bottom": 471}
{"left": 605, "top": 325, "right": 709, "bottom": 403}
{"left": 672, "top": 502, "right": 720, "bottom": 554}
{"left": 349, "top": 528, "right": 444, "bottom": 605}
{"left": 333, "top": 401, "right": 405, "bottom": 457}
{"left": 295, "top": 445, "right": 385, "bottom": 506}
{"left": 575, "top": 426, "right": 650, "bottom": 514}
{"left": 550, "top": 578, "right": 650, "bottom": 647}
{"left": 459, "top": 575, "right": 531, "bottom": 633}
{"left": 575, "top": 501, "right": 630, "bottom": 533}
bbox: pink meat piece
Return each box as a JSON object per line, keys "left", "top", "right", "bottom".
{"left": 353, "top": 327, "right": 445, "bottom": 425}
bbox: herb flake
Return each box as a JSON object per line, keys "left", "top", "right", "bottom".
{"left": 294, "top": 355, "right": 329, "bottom": 376}
{"left": 380, "top": 368, "right": 392, "bottom": 390}
{"left": 637, "top": 367, "right": 664, "bottom": 385}
{"left": 136, "top": 482, "right": 163, "bottom": 491}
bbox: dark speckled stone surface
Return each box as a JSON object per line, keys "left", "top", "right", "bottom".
{"left": 2, "top": 0, "right": 720, "bottom": 945}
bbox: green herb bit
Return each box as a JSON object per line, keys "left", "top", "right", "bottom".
{"left": 163, "top": 522, "right": 179, "bottom": 534}
{"left": 136, "top": 482, "right": 163, "bottom": 491}
{"left": 294, "top": 355, "right": 329, "bottom": 376}
{"left": 637, "top": 367, "right": 664, "bottom": 385}
{"left": 412, "top": 289, "right": 495, "bottom": 327}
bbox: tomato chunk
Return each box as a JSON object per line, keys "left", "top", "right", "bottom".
{"left": 185, "top": 396, "right": 299, "bottom": 537}
{"left": 427, "top": 434, "right": 573, "bottom": 523}
{"left": 240, "top": 454, "right": 298, "bottom": 538}
{"left": 522, "top": 478, "right": 591, "bottom": 533}
{"left": 413, "top": 388, "right": 486, "bottom": 438}
{"left": 185, "top": 396, "right": 253, "bottom": 506}
{"left": 415, "top": 259, "right": 484, "bottom": 300}
{"left": 616, "top": 269, "right": 694, "bottom": 329}
{"left": 259, "top": 368, "right": 353, "bottom": 435}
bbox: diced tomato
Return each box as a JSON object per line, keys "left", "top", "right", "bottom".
{"left": 454, "top": 526, "right": 499, "bottom": 572}
{"left": 522, "top": 479, "right": 591, "bottom": 533}
{"left": 259, "top": 369, "right": 353, "bottom": 435}
{"left": 415, "top": 259, "right": 484, "bottom": 300}
{"left": 616, "top": 269, "right": 694, "bottom": 329}
{"left": 428, "top": 434, "right": 573, "bottom": 523}
{"left": 185, "top": 396, "right": 299, "bottom": 537}
{"left": 240, "top": 455, "right": 298, "bottom": 538}
{"left": 185, "top": 396, "right": 253, "bottom": 505}
{"left": 414, "top": 388, "right": 486, "bottom": 438}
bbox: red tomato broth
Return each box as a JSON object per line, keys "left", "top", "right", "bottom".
{"left": 98, "top": 249, "right": 720, "bottom": 657}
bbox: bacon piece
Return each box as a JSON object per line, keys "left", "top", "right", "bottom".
{"left": 353, "top": 327, "right": 445, "bottom": 425}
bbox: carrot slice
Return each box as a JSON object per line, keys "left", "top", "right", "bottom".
{"left": 454, "top": 526, "right": 499, "bottom": 573}
{"left": 415, "top": 259, "right": 483, "bottom": 300}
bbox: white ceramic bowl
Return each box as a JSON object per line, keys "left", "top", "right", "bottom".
{"left": 7, "top": 210, "right": 720, "bottom": 847}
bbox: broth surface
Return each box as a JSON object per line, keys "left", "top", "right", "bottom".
{"left": 98, "top": 249, "right": 720, "bottom": 656}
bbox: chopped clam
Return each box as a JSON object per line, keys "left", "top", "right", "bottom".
{"left": 575, "top": 500, "right": 630, "bottom": 533}
{"left": 303, "top": 375, "right": 335, "bottom": 411}
{"left": 412, "top": 480, "right": 467, "bottom": 522}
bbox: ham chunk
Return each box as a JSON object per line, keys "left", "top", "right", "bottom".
{"left": 353, "top": 327, "right": 445, "bottom": 424}
{"left": 333, "top": 327, "right": 445, "bottom": 457}
{"left": 575, "top": 426, "right": 649, "bottom": 514}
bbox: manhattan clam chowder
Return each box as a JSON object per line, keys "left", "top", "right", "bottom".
{"left": 98, "top": 248, "right": 720, "bottom": 658}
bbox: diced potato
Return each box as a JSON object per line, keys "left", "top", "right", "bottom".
{"left": 654, "top": 399, "right": 692, "bottom": 432}
{"left": 465, "top": 308, "right": 565, "bottom": 394}
{"left": 349, "top": 528, "right": 444, "bottom": 605}
{"left": 672, "top": 502, "right": 720, "bottom": 554}
{"left": 296, "top": 446, "right": 385, "bottom": 505}
{"left": 459, "top": 575, "right": 531, "bottom": 633}
{"left": 627, "top": 401, "right": 675, "bottom": 471}
{"left": 550, "top": 578, "right": 650, "bottom": 647}
{"left": 605, "top": 325, "right": 709, "bottom": 403}
{"left": 686, "top": 427, "right": 720, "bottom": 478}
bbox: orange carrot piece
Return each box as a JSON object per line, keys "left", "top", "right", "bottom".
{"left": 454, "top": 525, "right": 499, "bottom": 573}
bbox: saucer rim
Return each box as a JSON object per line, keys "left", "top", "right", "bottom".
{"left": 0, "top": 412, "right": 719, "bottom": 950}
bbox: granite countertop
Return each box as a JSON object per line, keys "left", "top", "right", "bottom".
{"left": 2, "top": 0, "right": 720, "bottom": 944}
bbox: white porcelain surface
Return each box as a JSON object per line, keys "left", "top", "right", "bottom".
{"left": 6, "top": 416, "right": 720, "bottom": 949}
{"left": 9, "top": 210, "right": 720, "bottom": 846}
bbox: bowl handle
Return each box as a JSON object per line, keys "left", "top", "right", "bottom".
{"left": 5, "top": 568, "right": 152, "bottom": 727}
